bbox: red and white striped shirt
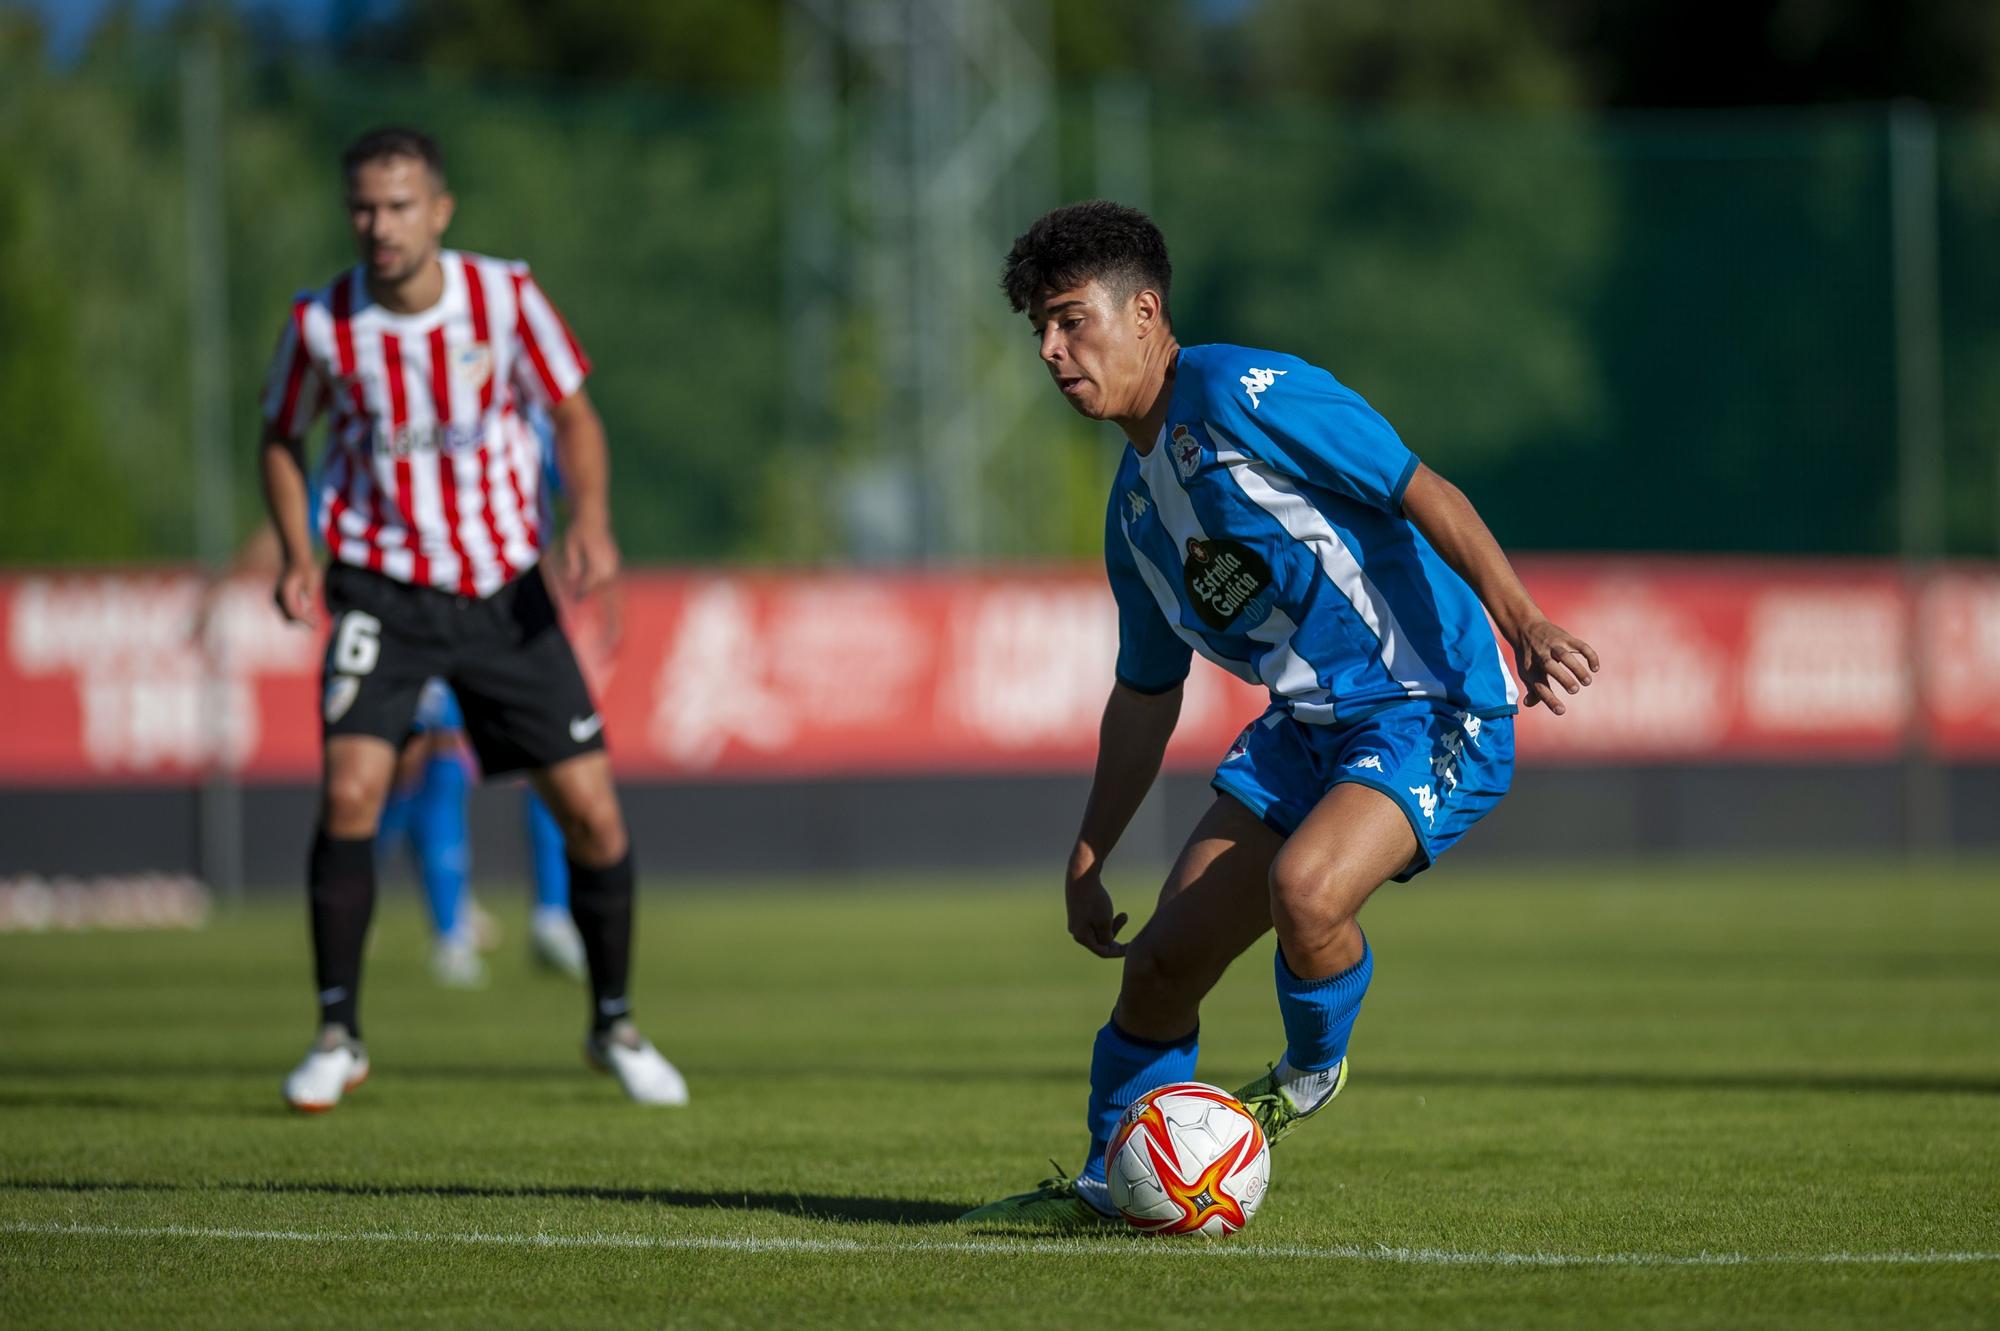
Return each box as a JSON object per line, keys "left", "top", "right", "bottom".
{"left": 259, "top": 250, "right": 591, "bottom": 597}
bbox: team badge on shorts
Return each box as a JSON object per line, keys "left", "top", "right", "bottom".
{"left": 1170, "top": 425, "right": 1203, "bottom": 480}
{"left": 324, "top": 675, "right": 361, "bottom": 724}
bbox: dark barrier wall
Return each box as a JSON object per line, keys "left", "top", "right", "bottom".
{"left": 4, "top": 768, "right": 1997, "bottom": 886}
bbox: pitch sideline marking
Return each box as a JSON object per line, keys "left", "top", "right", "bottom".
{"left": 2, "top": 1221, "right": 1995, "bottom": 1268}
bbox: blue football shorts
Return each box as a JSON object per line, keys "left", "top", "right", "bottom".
{"left": 1211, "top": 700, "right": 1515, "bottom": 881}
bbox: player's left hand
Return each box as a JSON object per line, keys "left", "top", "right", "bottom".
{"left": 1513, "top": 619, "right": 1599, "bottom": 716}
{"left": 562, "top": 517, "right": 621, "bottom": 602}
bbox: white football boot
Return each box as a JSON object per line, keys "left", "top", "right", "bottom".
{"left": 585, "top": 1020, "right": 689, "bottom": 1106}
{"left": 528, "top": 908, "right": 588, "bottom": 980}
{"left": 429, "top": 936, "right": 488, "bottom": 989}
{"left": 283, "top": 1025, "right": 370, "bottom": 1113}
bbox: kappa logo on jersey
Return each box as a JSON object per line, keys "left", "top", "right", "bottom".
{"left": 1182, "top": 536, "right": 1272, "bottom": 630}
{"left": 1409, "top": 783, "right": 1438, "bottom": 824}
{"left": 1347, "top": 754, "right": 1385, "bottom": 773}
{"left": 1462, "top": 713, "right": 1483, "bottom": 745}
{"left": 1127, "top": 490, "right": 1150, "bottom": 522}
{"left": 1239, "top": 367, "right": 1287, "bottom": 409}
{"left": 1170, "top": 425, "right": 1203, "bottom": 479}
{"left": 454, "top": 342, "right": 492, "bottom": 392}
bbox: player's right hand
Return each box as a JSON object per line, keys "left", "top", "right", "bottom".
{"left": 274, "top": 560, "right": 322, "bottom": 628}
{"left": 1065, "top": 867, "right": 1129, "bottom": 958}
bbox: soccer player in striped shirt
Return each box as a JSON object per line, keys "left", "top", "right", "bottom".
{"left": 961, "top": 202, "right": 1600, "bottom": 1228}
{"left": 258, "top": 126, "right": 684, "bottom": 1111}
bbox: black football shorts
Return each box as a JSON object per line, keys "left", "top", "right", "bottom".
{"left": 319, "top": 561, "right": 607, "bottom": 776}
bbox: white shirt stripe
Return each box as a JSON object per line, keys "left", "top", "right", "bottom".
{"left": 1210, "top": 431, "right": 1449, "bottom": 700}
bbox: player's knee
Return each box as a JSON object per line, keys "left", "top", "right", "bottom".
{"left": 1267, "top": 855, "right": 1361, "bottom": 951}
{"left": 553, "top": 792, "right": 627, "bottom": 866}
{"left": 321, "top": 769, "right": 390, "bottom": 836}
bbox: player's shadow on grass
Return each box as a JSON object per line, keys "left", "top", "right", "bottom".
{"left": 0, "top": 1178, "right": 969, "bottom": 1226}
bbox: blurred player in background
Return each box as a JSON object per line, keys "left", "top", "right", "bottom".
{"left": 208, "top": 508, "right": 588, "bottom": 990}
{"left": 962, "top": 202, "right": 1599, "bottom": 1228}
{"left": 375, "top": 677, "right": 589, "bottom": 988}
{"left": 258, "top": 126, "right": 684, "bottom": 1110}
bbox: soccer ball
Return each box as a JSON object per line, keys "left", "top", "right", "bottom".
{"left": 1106, "top": 1081, "right": 1269, "bottom": 1237}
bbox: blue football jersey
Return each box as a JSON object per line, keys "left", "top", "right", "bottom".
{"left": 1105, "top": 344, "right": 1519, "bottom": 723}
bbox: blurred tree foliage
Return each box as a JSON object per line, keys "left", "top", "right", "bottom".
{"left": 4, "top": 1, "right": 2000, "bottom": 563}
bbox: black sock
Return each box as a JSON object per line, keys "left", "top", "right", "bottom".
{"left": 568, "top": 851, "right": 635, "bottom": 1034}
{"left": 308, "top": 828, "right": 376, "bottom": 1039}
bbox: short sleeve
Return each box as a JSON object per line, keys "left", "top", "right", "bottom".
{"left": 1213, "top": 362, "right": 1418, "bottom": 514}
{"left": 1105, "top": 493, "right": 1193, "bottom": 694}
{"left": 508, "top": 265, "right": 592, "bottom": 409}
{"left": 260, "top": 301, "right": 327, "bottom": 440}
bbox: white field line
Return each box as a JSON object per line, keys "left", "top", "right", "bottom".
{"left": 2, "top": 1221, "right": 1996, "bottom": 1268}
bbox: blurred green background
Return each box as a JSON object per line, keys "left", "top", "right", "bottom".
{"left": 4, "top": 0, "right": 2000, "bottom": 566}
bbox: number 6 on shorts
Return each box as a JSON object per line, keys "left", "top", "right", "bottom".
{"left": 333, "top": 611, "right": 382, "bottom": 675}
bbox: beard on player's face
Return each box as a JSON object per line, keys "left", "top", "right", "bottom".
{"left": 347, "top": 159, "right": 449, "bottom": 288}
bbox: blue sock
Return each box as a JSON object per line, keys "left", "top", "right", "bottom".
{"left": 410, "top": 753, "right": 472, "bottom": 940}
{"left": 1273, "top": 934, "right": 1373, "bottom": 1072}
{"left": 376, "top": 786, "right": 414, "bottom": 865}
{"left": 526, "top": 790, "right": 569, "bottom": 914}
{"left": 1081, "top": 1019, "right": 1198, "bottom": 1186}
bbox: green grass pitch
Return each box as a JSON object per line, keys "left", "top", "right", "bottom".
{"left": 2, "top": 862, "right": 1997, "bottom": 1329}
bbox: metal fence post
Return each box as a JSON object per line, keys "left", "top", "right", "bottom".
{"left": 1889, "top": 99, "right": 1950, "bottom": 857}
{"left": 183, "top": 31, "right": 243, "bottom": 903}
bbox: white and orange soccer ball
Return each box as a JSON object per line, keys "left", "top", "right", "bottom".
{"left": 1106, "top": 1081, "right": 1270, "bottom": 1237}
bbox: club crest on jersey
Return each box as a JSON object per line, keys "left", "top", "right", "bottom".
{"left": 1182, "top": 536, "right": 1272, "bottom": 630}
{"left": 454, "top": 342, "right": 492, "bottom": 392}
{"left": 1170, "top": 425, "right": 1203, "bottom": 480}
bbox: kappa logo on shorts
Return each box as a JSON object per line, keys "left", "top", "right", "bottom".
{"left": 324, "top": 675, "right": 361, "bottom": 724}
{"left": 1170, "top": 425, "right": 1203, "bottom": 480}
{"left": 1409, "top": 783, "right": 1438, "bottom": 824}
{"left": 1347, "top": 754, "right": 1385, "bottom": 773}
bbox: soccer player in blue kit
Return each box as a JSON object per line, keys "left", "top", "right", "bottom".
{"left": 960, "top": 202, "right": 1601, "bottom": 1229}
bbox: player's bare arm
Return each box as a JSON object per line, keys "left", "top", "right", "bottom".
{"left": 1400, "top": 462, "right": 1599, "bottom": 714}
{"left": 258, "top": 421, "right": 322, "bottom": 627}
{"left": 549, "top": 389, "right": 619, "bottom": 602}
{"left": 1067, "top": 681, "right": 1184, "bottom": 958}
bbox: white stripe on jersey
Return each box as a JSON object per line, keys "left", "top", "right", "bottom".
{"left": 256, "top": 250, "right": 586, "bottom": 596}
{"left": 1245, "top": 608, "right": 1336, "bottom": 720}
{"left": 1210, "top": 433, "right": 1449, "bottom": 701}
{"left": 1119, "top": 520, "right": 1258, "bottom": 685}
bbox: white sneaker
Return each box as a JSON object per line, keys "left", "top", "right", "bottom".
{"left": 529, "top": 909, "right": 587, "bottom": 980}
{"left": 429, "top": 937, "right": 488, "bottom": 989}
{"left": 585, "top": 1021, "right": 689, "bottom": 1106}
{"left": 469, "top": 901, "right": 502, "bottom": 953}
{"left": 283, "top": 1025, "right": 369, "bottom": 1113}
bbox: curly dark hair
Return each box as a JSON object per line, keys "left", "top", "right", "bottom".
{"left": 999, "top": 200, "right": 1171, "bottom": 318}
{"left": 341, "top": 126, "right": 446, "bottom": 187}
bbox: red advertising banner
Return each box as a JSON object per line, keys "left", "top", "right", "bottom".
{"left": 3, "top": 559, "right": 1997, "bottom": 785}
